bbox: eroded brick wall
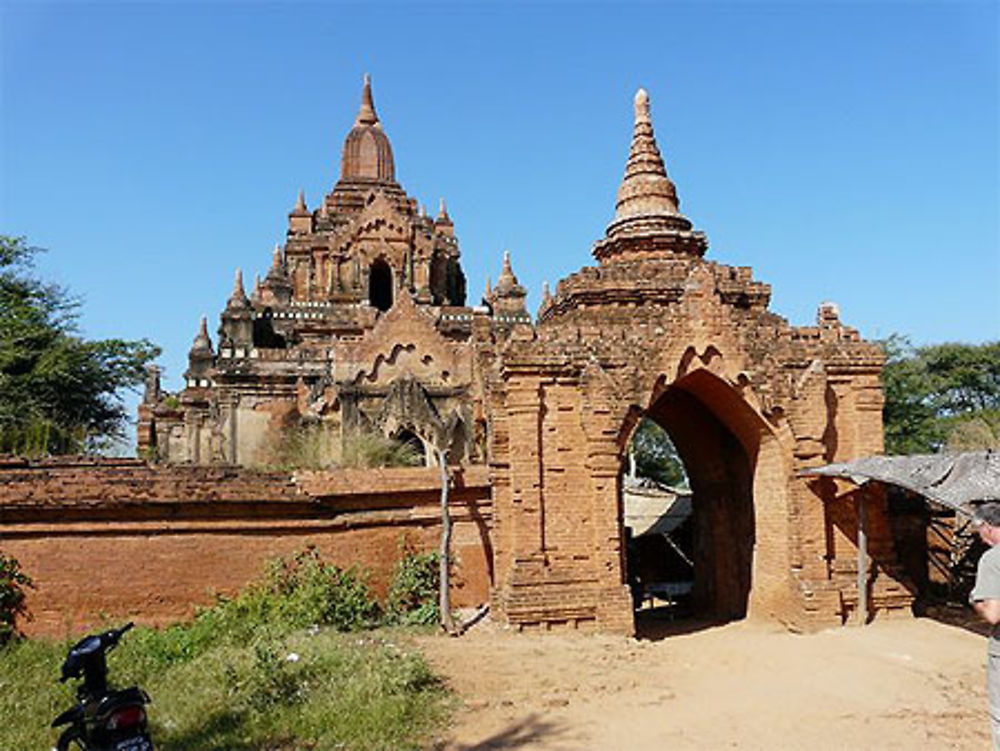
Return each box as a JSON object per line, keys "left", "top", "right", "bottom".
{"left": 0, "top": 457, "right": 492, "bottom": 638}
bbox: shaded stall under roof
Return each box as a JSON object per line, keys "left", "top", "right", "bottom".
{"left": 802, "top": 451, "right": 1000, "bottom": 625}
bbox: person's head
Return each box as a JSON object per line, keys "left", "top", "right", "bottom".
{"left": 972, "top": 501, "right": 1000, "bottom": 546}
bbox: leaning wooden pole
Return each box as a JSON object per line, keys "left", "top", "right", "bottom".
{"left": 857, "top": 492, "right": 869, "bottom": 626}
{"left": 438, "top": 450, "right": 457, "bottom": 635}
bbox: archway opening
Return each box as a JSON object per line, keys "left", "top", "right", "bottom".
{"left": 393, "top": 428, "right": 427, "bottom": 466}
{"left": 623, "top": 371, "right": 759, "bottom": 637}
{"left": 369, "top": 259, "right": 393, "bottom": 312}
{"left": 623, "top": 418, "right": 695, "bottom": 623}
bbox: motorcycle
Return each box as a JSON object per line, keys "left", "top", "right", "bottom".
{"left": 51, "top": 622, "right": 154, "bottom": 751}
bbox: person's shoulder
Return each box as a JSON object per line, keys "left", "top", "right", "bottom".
{"left": 984, "top": 544, "right": 1000, "bottom": 566}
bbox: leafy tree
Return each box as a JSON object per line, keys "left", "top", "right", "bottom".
{"left": 0, "top": 236, "right": 159, "bottom": 455}
{"left": 881, "top": 335, "right": 1000, "bottom": 454}
{"left": 629, "top": 417, "right": 689, "bottom": 489}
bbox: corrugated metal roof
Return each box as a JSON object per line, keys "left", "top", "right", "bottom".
{"left": 802, "top": 451, "right": 1000, "bottom": 516}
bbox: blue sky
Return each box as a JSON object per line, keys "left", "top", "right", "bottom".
{"left": 2, "top": 1, "right": 998, "bottom": 412}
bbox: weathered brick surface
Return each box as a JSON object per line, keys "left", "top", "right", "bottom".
{"left": 0, "top": 458, "right": 491, "bottom": 638}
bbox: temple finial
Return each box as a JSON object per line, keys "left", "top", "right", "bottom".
{"left": 634, "top": 88, "right": 651, "bottom": 124}
{"left": 189, "top": 315, "right": 213, "bottom": 355}
{"left": 227, "top": 267, "right": 250, "bottom": 309}
{"left": 437, "top": 197, "right": 450, "bottom": 221}
{"left": 356, "top": 73, "right": 378, "bottom": 126}
{"left": 295, "top": 189, "right": 307, "bottom": 212}
{"left": 604, "top": 86, "right": 685, "bottom": 240}
{"left": 273, "top": 243, "right": 283, "bottom": 268}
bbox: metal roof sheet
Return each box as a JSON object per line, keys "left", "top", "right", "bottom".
{"left": 802, "top": 451, "right": 1000, "bottom": 516}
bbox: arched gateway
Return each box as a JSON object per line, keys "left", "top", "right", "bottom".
{"left": 488, "top": 89, "right": 912, "bottom": 635}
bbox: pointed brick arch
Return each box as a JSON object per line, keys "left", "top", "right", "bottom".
{"left": 639, "top": 368, "right": 795, "bottom": 623}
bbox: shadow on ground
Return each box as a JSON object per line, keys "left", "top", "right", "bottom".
{"left": 438, "top": 713, "right": 569, "bottom": 750}
{"left": 153, "top": 710, "right": 257, "bottom": 751}
{"left": 634, "top": 607, "right": 729, "bottom": 641}
{"left": 918, "top": 603, "right": 991, "bottom": 638}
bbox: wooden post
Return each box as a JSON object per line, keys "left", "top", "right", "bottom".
{"left": 857, "top": 493, "right": 868, "bottom": 626}
{"left": 438, "top": 450, "right": 457, "bottom": 635}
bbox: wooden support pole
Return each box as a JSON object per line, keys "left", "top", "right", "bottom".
{"left": 857, "top": 493, "right": 868, "bottom": 626}
{"left": 438, "top": 450, "right": 457, "bottom": 635}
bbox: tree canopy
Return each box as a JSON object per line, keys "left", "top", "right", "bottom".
{"left": 881, "top": 335, "right": 1000, "bottom": 455}
{"left": 629, "top": 418, "right": 689, "bottom": 489}
{"left": 0, "top": 236, "right": 160, "bottom": 455}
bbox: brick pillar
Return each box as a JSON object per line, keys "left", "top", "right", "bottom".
{"left": 586, "top": 438, "right": 635, "bottom": 635}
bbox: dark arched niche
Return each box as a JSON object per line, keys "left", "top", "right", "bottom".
{"left": 369, "top": 258, "right": 393, "bottom": 312}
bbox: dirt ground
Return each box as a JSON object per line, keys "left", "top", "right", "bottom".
{"left": 414, "top": 613, "right": 990, "bottom": 750}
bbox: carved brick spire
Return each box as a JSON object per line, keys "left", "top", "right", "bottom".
{"left": 355, "top": 73, "right": 378, "bottom": 126}
{"left": 495, "top": 251, "right": 522, "bottom": 296}
{"left": 594, "top": 87, "right": 707, "bottom": 262}
{"left": 340, "top": 74, "right": 396, "bottom": 183}
{"left": 292, "top": 189, "right": 309, "bottom": 216}
{"left": 263, "top": 243, "right": 293, "bottom": 305}
{"left": 186, "top": 316, "right": 215, "bottom": 381}
{"left": 226, "top": 268, "right": 250, "bottom": 310}
{"left": 190, "top": 316, "right": 213, "bottom": 355}
{"left": 612, "top": 89, "right": 680, "bottom": 224}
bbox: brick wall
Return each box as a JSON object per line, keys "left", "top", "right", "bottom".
{"left": 0, "top": 457, "right": 492, "bottom": 638}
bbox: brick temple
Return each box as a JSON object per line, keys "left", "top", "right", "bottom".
{"left": 29, "top": 77, "right": 911, "bottom": 636}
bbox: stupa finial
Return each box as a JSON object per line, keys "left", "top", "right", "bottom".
{"left": 356, "top": 73, "right": 378, "bottom": 126}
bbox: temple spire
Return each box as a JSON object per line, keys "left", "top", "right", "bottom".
{"left": 339, "top": 74, "right": 396, "bottom": 183}
{"left": 355, "top": 73, "right": 379, "bottom": 126}
{"left": 227, "top": 268, "right": 250, "bottom": 310}
{"left": 191, "top": 316, "right": 213, "bottom": 355}
{"left": 612, "top": 88, "right": 680, "bottom": 225}
{"left": 594, "top": 87, "right": 706, "bottom": 262}
{"left": 494, "top": 250, "right": 525, "bottom": 299}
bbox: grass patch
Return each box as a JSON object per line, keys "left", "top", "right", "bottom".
{"left": 0, "top": 548, "right": 451, "bottom": 750}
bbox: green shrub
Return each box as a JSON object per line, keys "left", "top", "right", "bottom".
{"left": 341, "top": 430, "right": 422, "bottom": 468}
{"left": 259, "top": 546, "right": 380, "bottom": 631}
{"left": 385, "top": 545, "right": 440, "bottom": 626}
{"left": 224, "top": 631, "right": 310, "bottom": 714}
{"left": 0, "top": 553, "right": 33, "bottom": 647}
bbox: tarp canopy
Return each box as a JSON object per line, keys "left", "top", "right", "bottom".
{"left": 802, "top": 451, "right": 1000, "bottom": 517}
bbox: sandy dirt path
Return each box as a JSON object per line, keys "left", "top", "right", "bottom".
{"left": 414, "top": 616, "right": 989, "bottom": 750}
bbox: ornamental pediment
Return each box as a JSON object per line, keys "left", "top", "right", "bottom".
{"left": 331, "top": 292, "right": 473, "bottom": 386}
{"left": 333, "top": 192, "right": 411, "bottom": 254}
